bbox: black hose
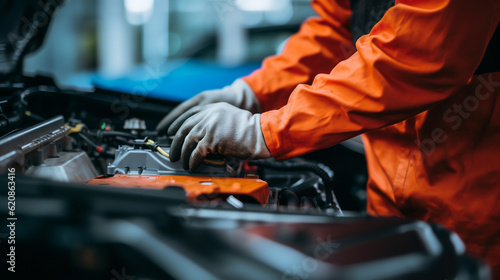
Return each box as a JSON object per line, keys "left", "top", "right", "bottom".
{"left": 77, "top": 133, "right": 99, "bottom": 150}
{"left": 288, "top": 177, "right": 321, "bottom": 197}
{"left": 249, "top": 159, "right": 339, "bottom": 212}
{"left": 0, "top": 113, "right": 23, "bottom": 135}
{"left": 0, "top": 101, "right": 24, "bottom": 135}
{"left": 88, "top": 130, "right": 136, "bottom": 146}
{"left": 76, "top": 133, "right": 114, "bottom": 157}
{"left": 91, "top": 131, "right": 137, "bottom": 139}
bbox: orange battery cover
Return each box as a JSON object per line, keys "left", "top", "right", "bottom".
{"left": 87, "top": 175, "right": 269, "bottom": 206}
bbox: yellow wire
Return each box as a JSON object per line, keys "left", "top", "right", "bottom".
{"left": 146, "top": 139, "right": 169, "bottom": 157}
{"left": 67, "top": 123, "right": 84, "bottom": 134}
{"left": 157, "top": 146, "right": 170, "bottom": 158}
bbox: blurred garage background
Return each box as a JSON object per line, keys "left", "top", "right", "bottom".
{"left": 24, "top": 0, "right": 314, "bottom": 99}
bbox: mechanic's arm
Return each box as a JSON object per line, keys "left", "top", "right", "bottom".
{"left": 157, "top": 0, "right": 352, "bottom": 133}
{"left": 262, "top": 0, "right": 500, "bottom": 159}
{"left": 243, "top": 0, "right": 353, "bottom": 112}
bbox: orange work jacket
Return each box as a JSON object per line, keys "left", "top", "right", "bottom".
{"left": 242, "top": 0, "right": 500, "bottom": 277}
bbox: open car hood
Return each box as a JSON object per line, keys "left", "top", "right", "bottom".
{"left": 0, "top": 0, "right": 65, "bottom": 79}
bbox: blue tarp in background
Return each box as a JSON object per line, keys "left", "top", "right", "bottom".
{"left": 92, "top": 60, "right": 261, "bottom": 103}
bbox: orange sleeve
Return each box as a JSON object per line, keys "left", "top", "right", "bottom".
{"left": 261, "top": 0, "right": 500, "bottom": 160}
{"left": 242, "top": 0, "right": 353, "bottom": 112}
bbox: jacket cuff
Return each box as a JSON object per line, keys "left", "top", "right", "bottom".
{"left": 260, "top": 110, "right": 286, "bottom": 160}
{"left": 241, "top": 76, "right": 266, "bottom": 113}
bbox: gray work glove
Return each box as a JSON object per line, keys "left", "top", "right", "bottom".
{"left": 168, "top": 102, "right": 272, "bottom": 170}
{"left": 156, "top": 79, "right": 260, "bottom": 134}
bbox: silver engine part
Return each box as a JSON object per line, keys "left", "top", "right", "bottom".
{"left": 107, "top": 145, "right": 236, "bottom": 177}
{"left": 25, "top": 151, "right": 97, "bottom": 182}
{"left": 0, "top": 116, "right": 97, "bottom": 182}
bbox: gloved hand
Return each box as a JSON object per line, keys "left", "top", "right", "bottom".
{"left": 167, "top": 102, "right": 272, "bottom": 170}
{"left": 156, "top": 79, "right": 260, "bottom": 134}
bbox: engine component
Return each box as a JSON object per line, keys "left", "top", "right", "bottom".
{"left": 86, "top": 136, "right": 269, "bottom": 205}
{"left": 0, "top": 115, "right": 98, "bottom": 181}
{"left": 250, "top": 158, "right": 338, "bottom": 211}
{"left": 0, "top": 116, "right": 68, "bottom": 170}
{"left": 123, "top": 118, "right": 146, "bottom": 130}
{"left": 87, "top": 174, "right": 269, "bottom": 205}
{"left": 251, "top": 158, "right": 342, "bottom": 215}
{"left": 106, "top": 144, "right": 235, "bottom": 177}
{"left": 25, "top": 151, "right": 98, "bottom": 182}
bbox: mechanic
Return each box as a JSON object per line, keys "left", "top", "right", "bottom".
{"left": 157, "top": 0, "right": 500, "bottom": 277}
